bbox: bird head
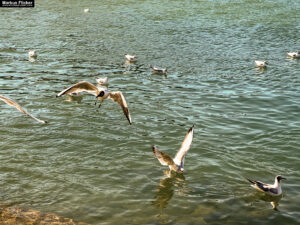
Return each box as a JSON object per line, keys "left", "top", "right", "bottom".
{"left": 96, "top": 90, "right": 105, "bottom": 98}
{"left": 276, "top": 175, "right": 286, "bottom": 182}
{"left": 152, "top": 145, "right": 157, "bottom": 152}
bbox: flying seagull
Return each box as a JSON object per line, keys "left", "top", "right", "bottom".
{"left": 124, "top": 54, "right": 137, "bottom": 62}
{"left": 254, "top": 59, "right": 268, "bottom": 67}
{"left": 152, "top": 125, "right": 194, "bottom": 173}
{"left": 246, "top": 175, "right": 286, "bottom": 196}
{"left": 56, "top": 81, "right": 132, "bottom": 124}
{"left": 0, "top": 95, "right": 47, "bottom": 124}
{"left": 287, "top": 51, "right": 300, "bottom": 58}
{"left": 150, "top": 66, "right": 167, "bottom": 74}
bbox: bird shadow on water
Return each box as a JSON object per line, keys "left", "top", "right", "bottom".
{"left": 152, "top": 170, "right": 187, "bottom": 224}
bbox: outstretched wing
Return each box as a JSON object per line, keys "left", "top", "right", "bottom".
{"left": 109, "top": 91, "right": 132, "bottom": 125}
{"left": 152, "top": 145, "right": 175, "bottom": 167}
{"left": 0, "top": 95, "right": 47, "bottom": 124}
{"left": 173, "top": 125, "right": 194, "bottom": 168}
{"left": 56, "top": 81, "right": 98, "bottom": 97}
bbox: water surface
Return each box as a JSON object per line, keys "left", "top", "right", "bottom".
{"left": 0, "top": 0, "right": 300, "bottom": 224}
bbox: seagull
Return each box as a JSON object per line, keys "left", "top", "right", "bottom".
{"left": 56, "top": 81, "right": 132, "bottom": 124}
{"left": 150, "top": 66, "right": 167, "bottom": 74}
{"left": 254, "top": 59, "right": 268, "bottom": 67}
{"left": 124, "top": 54, "right": 137, "bottom": 62}
{"left": 152, "top": 125, "right": 194, "bottom": 173}
{"left": 28, "top": 50, "right": 37, "bottom": 58}
{"left": 84, "top": 8, "right": 90, "bottom": 13}
{"left": 95, "top": 77, "right": 108, "bottom": 86}
{"left": 0, "top": 95, "right": 47, "bottom": 124}
{"left": 287, "top": 51, "right": 300, "bottom": 58}
{"left": 246, "top": 175, "right": 286, "bottom": 196}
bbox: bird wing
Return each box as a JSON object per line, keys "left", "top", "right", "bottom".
{"left": 0, "top": 95, "right": 47, "bottom": 124}
{"left": 108, "top": 91, "right": 132, "bottom": 125}
{"left": 152, "top": 145, "right": 175, "bottom": 167}
{"left": 247, "top": 178, "right": 278, "bottom": 194}
{"left": 173, "top": 125, "right": 194, "bottom": 168}
{"left": 56, "top": 81, "right": 98, "bottom": 97}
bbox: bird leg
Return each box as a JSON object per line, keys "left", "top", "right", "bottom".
{"left": 97, "top": 100, "right": 103, "bottom": 109}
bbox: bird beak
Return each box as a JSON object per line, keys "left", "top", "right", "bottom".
{"left": 281, "top": 177, "right": 287, "bottom": 180}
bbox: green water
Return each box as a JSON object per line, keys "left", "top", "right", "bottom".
{"left": 0, "top": 0, "right": 300, "bottom": 224}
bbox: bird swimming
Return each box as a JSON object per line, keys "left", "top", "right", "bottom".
{"left": 28, "top": 50, "right": 37, "bottom": 58}
{"left": 150, "top": 66, "right": 167, "bottom": 74}
{"left": 95, "top": 77, "right": 108, "bottom": 86}
{"left": 254, "top": 59, "right": 268, "bottom": 67}
{"left": 124, "top": 54, "right": 137, "bottom": 62}
{"left": 84, "top": 8, "right": 90, "bottom": 13}
{"left": 56, "top": 81, "right": 132, "bottom": 124}
{"left": 152, "top": 125, "right": 194, "bottom": 173}
{"left": 246, "top": 175, "right": 286, "bottom": 196}
{"left": 287, "top": 51, "right": 300, "bottom": 58}
{"left": 0, "top": 95, "right": 47, "bottom": 124}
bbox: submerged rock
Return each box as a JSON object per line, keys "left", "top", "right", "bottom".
{"left": 0, "top": 204, "right": 89, "bottom": 225}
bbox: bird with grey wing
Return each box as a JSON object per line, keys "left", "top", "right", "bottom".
{"left": 152, "top": 125, "right": 194, "bottom": 173}
{"left": 287, "top": 51, "right": 300, "bottom": 58}
{"left": 254, "top": 59, "right": 268, "bottom": 67}
{"left": 124, "top": 54, "right": 137, "bottom": 62}
{"left": 56, "top": 81, "right": 132, "bottom": 125}
{"left": 150, "top": 66, "right": 167, "bottom": 75}
{"left": 246, "top": 175, "right": 286, "bottom": 196}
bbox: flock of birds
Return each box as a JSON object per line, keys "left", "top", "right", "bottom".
{"left": 2, "top": 44, "right": 298, "bottom": 210}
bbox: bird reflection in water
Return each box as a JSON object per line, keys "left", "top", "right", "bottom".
{"left": 259, "top": 194, "right": 282, "bottom": 211}
{"left": 247, "top": 192, "right": 283, "bottom": 211}
{"left": 152, "top": 170, "right": 187, "bottom": 223}
{"left": 152, "top": 170, "right": 186, "bottom": 210}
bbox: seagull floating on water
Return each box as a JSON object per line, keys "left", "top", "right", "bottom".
{"left": 0, "top": 95, "right": 47, "bottom": 124}
{"left": 247, "top": 175, "right": 286, "bottom": 196}
{"left": 287, "top": 51, "right": 300, "bottom": 58}
{"left": 124, "top": 54, "right": 137, "bottom": 62}
{"left": 96, "top": 77, "right": 108, "bottom": 86}
{"left": 84, "top": 8, "right": 90, "bottom": 13}
{"left": 28, "top": 50, "right": 37, "bottom": 58}
{"left": 254, "top": 59, "right": 268, "bottom": 67}
{"left": 150, "top": 66, "right": 167, "bottom": 74}
{"left": 56, "top": 81, "right": 132, "bottom": 124}
{"left": 152, "top": 125, "right": 194, "bottom": 173}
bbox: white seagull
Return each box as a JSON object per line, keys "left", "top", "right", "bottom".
{"left": 150, "top": 66, "right": 167, "bottom": 74}
{"left": 28, "top": 50, "right": 37, "bottom": 58}
{"left": 0, "top": 95, "right": 47, "bottom": 124}
{"left": 287, "top": 51, "right": 300, "bottom": 58}
{"left": 95, "top": 77, "right": 108, "bottom": 86}
{"left": 247, "top": 175, "right": 286, "bottom": 196}
{"left": 84, "top": 8, "right": 90, "bottom": 13}
{"left": 56, "top": 81, "right": 132, "bottom": 124}
{"left": 254, "top": 59, "right": 268, "bottom": 67}
{"left": 124, "top": 54, "right": 137, "bottom": 62}
{"left": 152, "top": 125, "right": 194, "bottom": 173}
